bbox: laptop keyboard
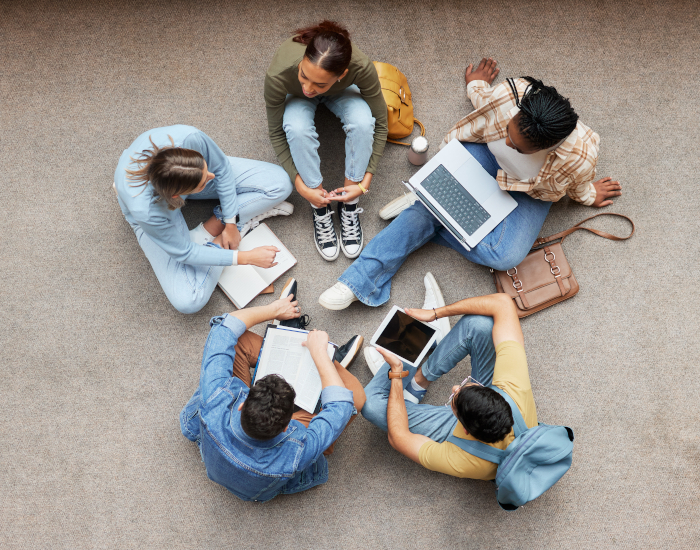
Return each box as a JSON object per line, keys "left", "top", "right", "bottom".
{"left": 421, "top": 164, "right": 491, "bottom": 236}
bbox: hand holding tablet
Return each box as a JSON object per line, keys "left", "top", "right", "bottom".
{"left": 369, "top": 306, "right": 438, "bottom": 367}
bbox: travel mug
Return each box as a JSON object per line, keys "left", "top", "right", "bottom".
{"left": 408, "top": 136, "right": 429, "bottom": 165}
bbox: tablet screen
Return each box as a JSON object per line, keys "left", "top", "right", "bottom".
{"left": 375, "top": 310, "right": 436, "bottom": 364}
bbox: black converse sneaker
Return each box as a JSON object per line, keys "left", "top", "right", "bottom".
{"left": 276, "top": 277, "right": 310, "bottom": 330}
{"left": 312, "top": 206, "right": 340, "bottom": 261}
{"left": 333, "top": 335, "right": 364, "bottom": 369}
{"left": 337, "top": 202, "right": 364, "bottom": 259}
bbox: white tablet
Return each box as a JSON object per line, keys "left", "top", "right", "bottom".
{"left": 369, "top": 306, "right": 438, "bottom": 368}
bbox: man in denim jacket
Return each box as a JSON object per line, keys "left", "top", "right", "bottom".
{"left": 180, "top": 294, "right": 365, "bottom": 502}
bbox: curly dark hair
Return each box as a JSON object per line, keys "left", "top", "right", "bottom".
{"left": 517, "top": 77, "right": 579, "bottom": 150}
{"left": 240, "top": 375, "right": 296, "bottom": 440}
{"left": 453, "top": 385, "right": 514, "bottom": 443}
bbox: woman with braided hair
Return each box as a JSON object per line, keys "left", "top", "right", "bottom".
{"left": 320, "top": 58, "right": 622, "bottom": 311}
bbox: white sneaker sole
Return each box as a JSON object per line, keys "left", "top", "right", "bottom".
{"left": 318, "top": 291, "right": 358, "bottom": 311}
{"left": 425, "top": 272, "right": 451, "bottom": 339}
{"left": 379, "top": 193, "right": 417, "bottom": 220}
{"left": 364, "top": 347, "right": 385, "bottom": 376}
{"left": 340, "top": 234, "right": 364, "bottom": 259}
{"left": 315, "top": 240, "right": 340, "bottom": 261}
{"left": 272, "top": 201, "right": 294, "bottom": 216}
{"left": 338, "top": 335, "right": 364, "bottom": 369}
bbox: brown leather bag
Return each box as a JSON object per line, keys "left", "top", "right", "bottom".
{"left": 492, "top": 213, "right": 635, "bottom": 317}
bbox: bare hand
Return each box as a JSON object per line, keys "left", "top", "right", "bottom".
{"left": 465, "top": 57, "right": 500, "bottom": 86}
{"left": 376, "top": 347, "right": 404, "bottom": 373}
{"left": 404, "top": 308, "right": 436, "bottom": 323}
{"left": 329, "top": 184, "right": 364, "bottom": 203}
{"left": 592, "top": 177, "right": 622, "bottom": 207}
{"left": 302, "top": 330, "right": 330, "bottom": 360}
{"left": 272, "top": 294, "right": 300, "bottom": 321}
{"left": 221, "top": 223, "right": 242, "bottom": 250}
{"left": 296, "top": 175, "right": 332, "bottom": 208}
{"left": 238, "top": 246, "right": 279, "bottom": 268}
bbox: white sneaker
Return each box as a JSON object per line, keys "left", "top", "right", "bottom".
{"left": 338, "top": 202, "right": 364, "bottom": 258}
{"left": 189, "top": 222, "right": 216, "bottom": 245}
{"left": 379, "top": 192, "right": 417, "bottom": 220}
{"left": 239, "top": 201, "right": 294, "bottom": 237}
{"left": 318, "top": 282, "right": 358, "bottom": 310}
{"left": 423, "top": 272, "right": 451, "bottom": 343}
{"left": 364, "top": 346, "right": 386, "bottom": 376}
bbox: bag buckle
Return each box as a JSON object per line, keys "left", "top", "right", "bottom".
{"left": 506, "top": 268, "right": 517, "bottom": 276}
{"left": 544, "top": 251, "right": 555, "bottom": 262}
{"left": 512, "top": 280, "right": 523, "bottom": 292}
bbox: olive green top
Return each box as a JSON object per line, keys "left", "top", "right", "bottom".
{"left": 264, "top": 37, "right": 388, "bottom": 182}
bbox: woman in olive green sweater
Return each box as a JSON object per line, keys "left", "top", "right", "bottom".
{"left": 265, "top": 20, "right": 387, "bottom": 261}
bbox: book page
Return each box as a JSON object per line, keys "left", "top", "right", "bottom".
{"left": 255, "top": 328, "right": 334, "bottom": 413}
{"left": 217, "top": 224, "right": 296, "bottom": 308}
{"left": 237, "top": 224, "right": 296, "bottom": 285}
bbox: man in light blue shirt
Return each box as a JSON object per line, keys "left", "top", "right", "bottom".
{"left": 180, "top": 294, "right": 366, "bottom": 501}
{"left": 114, "top": 125, "right": 293, "bottom": 313}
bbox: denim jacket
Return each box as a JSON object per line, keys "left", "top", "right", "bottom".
{"left": 180, "top": 315, "right": 355, "bottom": 502}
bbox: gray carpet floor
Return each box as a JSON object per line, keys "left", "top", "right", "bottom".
{"left": 2, "top": 0, "right": 699, "bottom": 548}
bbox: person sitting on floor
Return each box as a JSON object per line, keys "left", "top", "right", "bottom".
{"left": 180, "top": 279, "right": 366, "bottom": 502}
{"left": 265, "top": 20, "right": 388, "bottom": 261}
{"left": 319, "top": 58, "right": 622, "bottom": 311}
{"left": 361, "top": 292, "right": 535, "bottom": 481}
{"left": 114, "top": 124, "right": 293, "bottom": 314}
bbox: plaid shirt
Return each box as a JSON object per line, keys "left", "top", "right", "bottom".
{"left": 441, "top": 78, "right": 600, "bottom": 205}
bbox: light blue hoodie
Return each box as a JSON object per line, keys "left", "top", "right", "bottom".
{"left": 115, "top": 125, "right": 236, "bottom": 266}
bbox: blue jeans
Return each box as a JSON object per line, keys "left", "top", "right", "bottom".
{"left": 130, "top": 157, "right": 292, "bottom": 314}
{"left": 362, "top": 315, "right": 496, "bottom": 439}
{"left": 283, "top": 84, "right": 375, "bottom": 187}
{"left": 338, "top": 142, "right": 552, "bottom": 306}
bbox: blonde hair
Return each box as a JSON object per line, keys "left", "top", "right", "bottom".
{"left": 125, "top": 135, "right": 206, "bottom": 210}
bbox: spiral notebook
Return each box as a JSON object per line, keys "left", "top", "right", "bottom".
{"left": 217, "top": 223, "right": 296, "bottom": 309}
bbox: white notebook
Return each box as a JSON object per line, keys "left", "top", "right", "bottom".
{"left": 217, "top": 223, "right": 296, "bottom": 309}
{"left": 254, "top": 326, "right": 336, "bottom": 413}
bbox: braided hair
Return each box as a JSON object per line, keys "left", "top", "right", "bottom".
{"left": 517, "top": 77, "right": 579, "bottom": 150}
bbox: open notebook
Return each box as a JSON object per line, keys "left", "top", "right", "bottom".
{"left": 254, "top": 326, "right": 336, "bottom": 413}
{"left": 217, "top": 223, "right": 296, "bottom": 309}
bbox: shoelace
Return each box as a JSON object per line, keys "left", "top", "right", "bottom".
{"left": 297, "top": 314, "right": 310, "bottom": 330}
{"left": 314, "top": 210, "right": 336, "bottom": 245}
{"left": 340, "top": 207, "right": 364, "bottom": 240}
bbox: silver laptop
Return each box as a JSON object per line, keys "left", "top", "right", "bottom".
{"left": 403, "top": 139, "right": 517, "bottom": 251}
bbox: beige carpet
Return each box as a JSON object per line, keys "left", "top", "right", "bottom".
{"left": 2, "top": 0, "right": 699, "bottom": 548}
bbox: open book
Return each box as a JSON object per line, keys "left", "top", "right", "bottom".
{"left": 254, "top": 326, "right": 336, "bottom": 414}
{"left": 217, "top": 223, "right": 296, "bottom": 309}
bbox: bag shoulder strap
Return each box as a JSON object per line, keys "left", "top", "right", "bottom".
{"left": 490, "top": 386, "right": 528, "bottom": 436}
{"left": 445, "top": 386, "right": 528, "bottom": 463}
{"left": 387, "top": 119, "right": 425, "bottom": 146}
{"left": 446, "top": 434, "right": 507, "bottom": 465}
{"left": 533, "top": 212, "right": 635, "bottom": 248}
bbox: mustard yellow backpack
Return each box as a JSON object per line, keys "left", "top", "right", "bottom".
{"left": 373, "top": 61, "right": 425, "bottom": 145}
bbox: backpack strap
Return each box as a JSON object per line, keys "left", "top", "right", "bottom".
{"left": 445, "top": 434, "right": 507, "bottom": 465}
{"left": 490, "top": 386, "right": 528, "bottom": 437}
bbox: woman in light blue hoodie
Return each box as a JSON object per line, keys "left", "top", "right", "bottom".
{"left": 115, "top": 125, "right": 293, "bottom": 314}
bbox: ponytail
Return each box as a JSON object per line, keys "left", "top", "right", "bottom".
{"left": 516, "top": 77, "right": 579, "bottom": 150}
{"left": 125, "top": 136, "right": 205, "bottom": 211}
{"left": 292, "top": 20, "right": 352, "bottom": 76}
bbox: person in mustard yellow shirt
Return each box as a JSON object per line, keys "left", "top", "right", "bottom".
{"left": 361, "top": 293, "right": 535, "bottom": 479}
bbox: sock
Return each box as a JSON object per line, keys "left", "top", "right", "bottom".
{"left": 403, "top": 378, "right": 427, "bottom": 404}
{"left": 411, "top": 378, "right": 426, "bottom": 392}
{"left": 346, "top": 196, "right": 360, "bottom": 205}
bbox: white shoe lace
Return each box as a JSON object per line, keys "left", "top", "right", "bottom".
{"left": 314, "top": 210, "right": 337, "bottom": 245}
{"left": 340, "top": 207, "right": 364, "bottom": 241}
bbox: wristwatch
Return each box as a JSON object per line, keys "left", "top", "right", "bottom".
{"left": 388, "top": 370, "right": 409, "bottom": 380}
